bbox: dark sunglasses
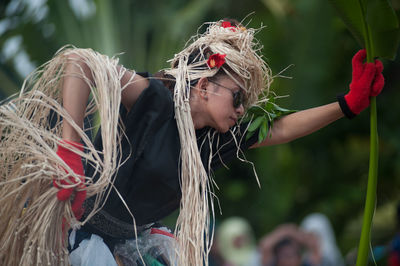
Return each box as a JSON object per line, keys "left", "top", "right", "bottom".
{"left": 208, "top": 80, "right": 244, "bottom": 108}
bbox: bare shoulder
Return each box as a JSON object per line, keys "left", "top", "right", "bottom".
{"left": 119, "top": 66, "right": 150, "bottom": 112}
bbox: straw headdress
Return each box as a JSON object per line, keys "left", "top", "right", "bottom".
{"left": 163, "top": 19, "right": 273, "bottom": 265}
{"left": 0, "top": 19, "right": 273, "bottom": 265}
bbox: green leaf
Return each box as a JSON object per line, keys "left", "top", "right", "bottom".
{"left": 246, "top": 129, "right": 256, "bottom": 141}
{"left": 248, "top": 116, "right": 264, "bottom": 132}
{"left": 244, "top": 94, "right": 296, "bottom": 141}
{"left": 248, "top": 105, "right": 268, "bottom": 116}
{"left": 258, "top": 127, "right": 264, "bottom": 144}
{"left": 258, "top": 120, "right": 268, "bottom": 143}
{"left": 270, "top": 102, "right": 292, "bottom": 113}
{"left": 242, "top": 114, "right": 252, "bottom": 123}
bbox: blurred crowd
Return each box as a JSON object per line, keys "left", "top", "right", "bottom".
{"left": 210, "top": 207, "right": 400, "bottom": 266}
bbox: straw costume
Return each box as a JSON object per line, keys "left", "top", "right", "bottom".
{"left": 0, "top": 19, "right": 272, "bottom": 265}
{"left": 0, "top": 16, "right": 385, "bottom": 265}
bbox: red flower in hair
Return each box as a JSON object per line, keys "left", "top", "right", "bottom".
{"left": 221, "top": 21, "right": 236, "bottom": 31}
{"left": 207, "top": 53, "right": 226, "bottom": 68}
{"left": 222, "top": 21, "right": 232, "bottom": 28}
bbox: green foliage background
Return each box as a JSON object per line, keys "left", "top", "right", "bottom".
{"left": 1, "top": 0, "right": 399, "bottom": 261}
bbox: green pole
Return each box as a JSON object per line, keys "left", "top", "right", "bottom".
{"left": 356, "top": 42, "right": 378, "bottom": 265}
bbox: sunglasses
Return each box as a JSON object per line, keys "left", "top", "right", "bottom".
{"left": 208, "top": 80, "right": 244, "bottom": 108}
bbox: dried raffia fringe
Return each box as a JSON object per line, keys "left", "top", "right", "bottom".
{"left": 0, "top": 19, "right": 274, "bottom": 266}
{"left": 0, "top": 46, "right": 130, "bottom": 266}
{"left": 165, "top": 20, "right": 273, "bottom": 265}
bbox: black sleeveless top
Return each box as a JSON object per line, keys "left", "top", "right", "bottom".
{"left": 82, "top": 73, "right": 258, "bottom": 239}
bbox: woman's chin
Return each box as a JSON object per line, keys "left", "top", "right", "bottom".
{"left": 218, "top": 126, "right": 230, "bottom": 133}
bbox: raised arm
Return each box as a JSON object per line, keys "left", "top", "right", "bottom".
{"left": 61, "top": 52, "right": 149, "bottom": 142}
{"left": 251, "top": 102, "right": 343, "bottom": 148}
{"left": 251, "top": 49, "right": 384, "bottom": 148}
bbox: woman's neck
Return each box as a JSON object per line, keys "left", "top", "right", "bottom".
{"left": 190, "top": 98, "right": 209, "bottom": 130}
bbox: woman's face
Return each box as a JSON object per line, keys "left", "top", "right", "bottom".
{"left": 203, "top": 75, "right": 245, "bottom": 133}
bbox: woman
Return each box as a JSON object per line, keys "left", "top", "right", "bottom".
{"left": 0, "top": 19, "right": 383, "bottom": 266}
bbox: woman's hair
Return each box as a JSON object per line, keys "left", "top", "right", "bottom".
{"left": 156, "top": 18, "right": 272, "bottom": 106}
{"left": 154, "top": 45, "right": 233, "bottom": 93}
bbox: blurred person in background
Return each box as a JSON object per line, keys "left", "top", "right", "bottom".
{"left": 259, "top": 224, "right": 321, "bottom": 266}
{"left": 388, "top": 203, "right": 400, "bottom": 266}
{"left": 211, "top": 216, "right": 261, "bottom": 266}
{"left": 300, "top": 213, "right": 344, "bottom": 266}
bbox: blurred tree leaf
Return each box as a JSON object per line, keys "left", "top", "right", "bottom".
{"left": 329, "top": 0, "right": 399, "bottom": 60}
{"left": 366, "top": 0, "right": 400, "bottom": 60}
{"left": 328, "top": 0, "right": 366, "bottom": 48}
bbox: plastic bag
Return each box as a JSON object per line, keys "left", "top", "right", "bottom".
{"left": 69, "top": 233, "right": 118, "bottom": 266}
{"left": 114, "top": 227, "right": 177, "bottom": 266}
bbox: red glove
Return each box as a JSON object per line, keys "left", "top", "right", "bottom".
{"left": 53, "top": 140, "right": 86, "bottom": 220}
{"left": 338, "top": 49, "right": 385, "bottom": 118}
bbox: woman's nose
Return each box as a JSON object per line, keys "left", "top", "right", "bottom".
{"left": 236, "top": 104, "right": 244, "bottom": 116}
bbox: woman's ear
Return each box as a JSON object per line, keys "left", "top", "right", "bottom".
{"left": 197, "top": 77, "right": 209, "bottom": 100}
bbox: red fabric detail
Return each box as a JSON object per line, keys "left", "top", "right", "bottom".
{"left": 150, "top": 228, "right": 175, "bottom": 238}
{"left": 54, "top": 140, "right": 86, "bottom": 220}
{"left": 221, "top": 21, "right": 236, "bottom": 31}
{"left": 344, "top": 49, "right": 385, "bottom": 115}
{"left": 56, "top": 186, "right": 73, "bottom": 201}
{"left": 207, "top": 53, "right": 226, "bottom": 68}
{"left": 389, "top": 252, "right": 400, "bottom": 266}
{"left": 222, "top": 21, "right": 232, "bottom": 28}
{"left": 71, "top": 189, "right": 86, "bottom": 220}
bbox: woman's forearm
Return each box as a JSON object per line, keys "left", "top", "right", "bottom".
{"left": 61, "top": 54, "right": 91, "bottom": 142}
{"left": 252, "top": 102, "right": 344, "bottom": 148}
